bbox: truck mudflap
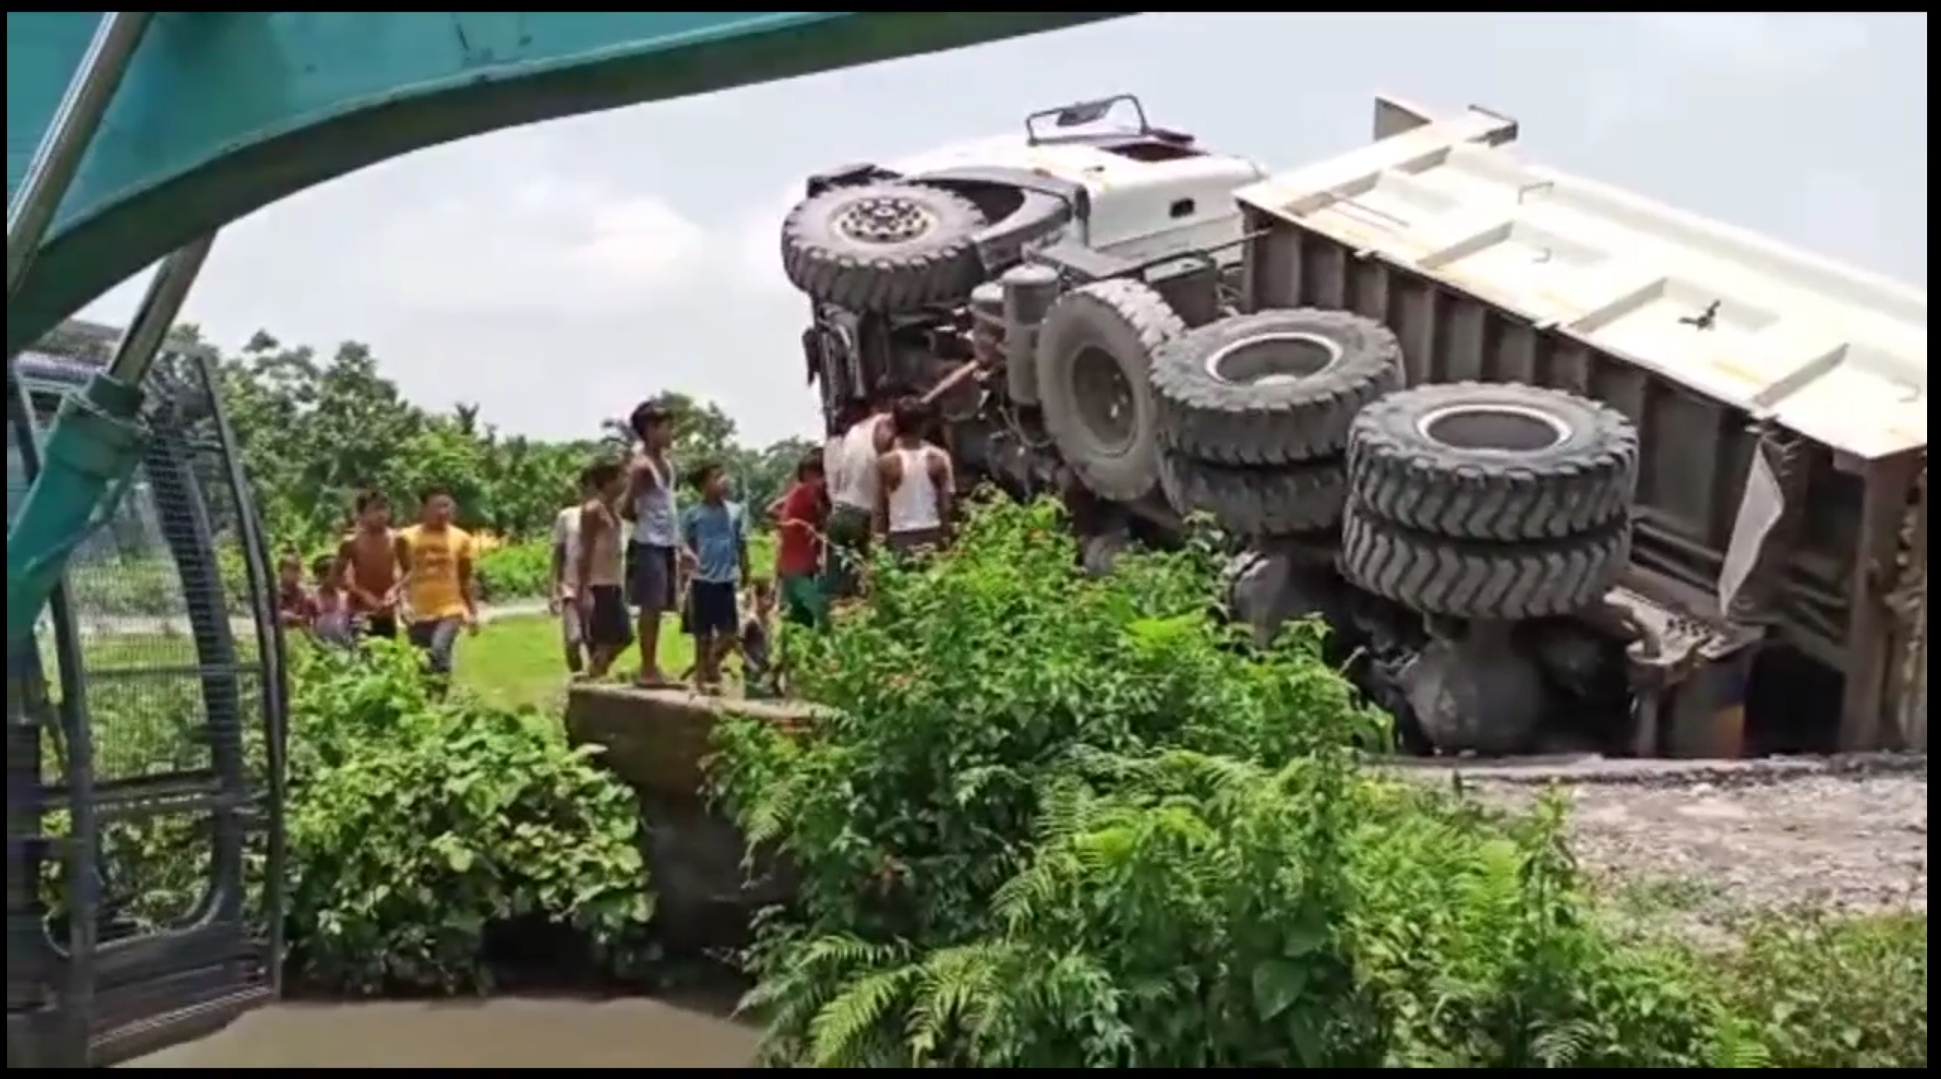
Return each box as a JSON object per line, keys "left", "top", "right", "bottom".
{"left": 6, "top": 346, "right": 286, "bottom": 1067}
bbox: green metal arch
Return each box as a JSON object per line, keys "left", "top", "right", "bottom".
{"left": 6, "top": 11, "right": 1130, "bottom": 355}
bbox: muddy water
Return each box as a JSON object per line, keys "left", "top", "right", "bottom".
{"left": 123, "top": 995, "right": 757, "bottom": 1069}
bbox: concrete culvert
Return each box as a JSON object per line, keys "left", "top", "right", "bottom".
{"left": 1151, "top": 308, "right": 1404, "bottom": 466}
{"left": 781, "top": 182, "right": 988, "bottom": 312}
{"left": 1034, "top": 279, "right": 1186, "bottom": 502}
{"left": 1347, "top": 381, "right": 1640, "bottom": 542}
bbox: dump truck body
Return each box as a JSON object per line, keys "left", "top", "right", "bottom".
{"left": 1233, "top": 97, "right": 1927, "bottom": 753}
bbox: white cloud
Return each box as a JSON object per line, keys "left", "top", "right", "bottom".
{"left": 1634, "top": 13, "right": 1873, "bottom": 76}
{"left": 352, "top": 174, "right": 711, "bottom": 317}
{"left": 732, "top": 185, "right": 804, "bottom": 296}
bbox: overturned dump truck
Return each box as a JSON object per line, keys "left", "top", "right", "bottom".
{"left": 781, "top": 94, "right": 1928, "bottom": 759}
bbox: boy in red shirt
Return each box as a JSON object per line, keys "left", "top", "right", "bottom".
{"left": 769, "top": 451, "right": 830, "bottom": 627}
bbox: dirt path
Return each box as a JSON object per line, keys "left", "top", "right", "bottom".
{"left": 1395, "top": 754, "right": 1928, "bottom": 938}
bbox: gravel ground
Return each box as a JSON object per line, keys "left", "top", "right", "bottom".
{"left": 1391, "top": 754, "right": 1928, "bottom": 939}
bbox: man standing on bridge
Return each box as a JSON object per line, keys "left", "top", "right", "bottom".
{"left": 622, "top": 399, "right": 686, "bottom": 688}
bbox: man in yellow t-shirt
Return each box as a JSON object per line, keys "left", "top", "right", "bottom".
{"left": 394, "top": 484, "right": 478, "bottom": 686}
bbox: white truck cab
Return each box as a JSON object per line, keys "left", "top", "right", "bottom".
{"left": 888, "top": 125, "right": 1266, "bottom": 271}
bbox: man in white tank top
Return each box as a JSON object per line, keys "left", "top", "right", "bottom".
{"left": 821, "top": 390, "right": 897, "bottom": 599}
{"left": 876, "top": 396, "right": 954, "bottom": 555}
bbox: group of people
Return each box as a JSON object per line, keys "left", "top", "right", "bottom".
{"left": 552, "top": 400, "right": 763, "bottom": 693}
{"left": 556, "top": 386, "right": 957, "bottom": 695}
{"left": 276, "top": 485, "right": 481, "bottom": 684}
{"left": 276, "top": 385, "right": 959, "bottom": 698}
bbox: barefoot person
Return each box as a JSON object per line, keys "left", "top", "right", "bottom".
{"left": 574, "top": 460, "right": 636, "bottom": 680}
{"left": 395, "top": 485, "right": 478, "bottom": 690}
{"left": 679, "top": 461, "right": 750, "bottom": 692}
{"left": 334, "top": 489, "right": 402, "bottom": 641}
{"left": 551, "top": 467, "right": 593, "bottom": 676}
{"left": 822, "top": 387, "right": 897, "bottom": 600}
{"left": 622, "top": 399, "right": 684, "bottom": 687}
{"left": 876, "top": 396, "right": 955, "bottom": 556}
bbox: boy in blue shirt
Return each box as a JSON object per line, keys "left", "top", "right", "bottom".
{"left": 680, "top": 460, "right": 751, "bottom": 692}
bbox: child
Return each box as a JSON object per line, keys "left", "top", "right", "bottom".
{"left": 553, "top": 466, "right": 594, "bottom": 676}
{"left": 276, "top": 552, "right": 316, "bottom": 630}
{"left": 769, "top": 451, "right": 830, "bottom": 628}
{"left": 678, "top": 460, "right": 750, "bottom": 693}
{"left": 574, "top": 460, "right": 636, "bottom": 680}
{"left": 739, "top": 577, "right": 777, "bottom": 697}
{"left": 310, "top": 554, "right": 355, "bottom": 647}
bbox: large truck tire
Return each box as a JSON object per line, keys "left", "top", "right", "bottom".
{"left": 1338, "top": 505, "right": 1630, "bottom": 621}
{"left": 1158, "top": 451, "right": 1346, "bottom": 537}
{"left": 1347, "top": 382, "right": 1638, "bottom": 541}
{"left": 781, "top": 183, "right": 988, "bottom": 312}
{"left": 1035, "top": 279, "right": 1186, "bottom": 503}
{"left": 1151, "top": 308, "right": 1404, "bottom": 466}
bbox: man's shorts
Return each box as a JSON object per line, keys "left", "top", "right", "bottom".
{"left": 406, "top": 616, "right": 463, "bottom": 675}
{"left": 820, "top": 504, "right": 872, "bottom": 600}
{"left": 887, "top": 526, "right": 945, "bottom": 558}
{"left": 626, "top": 542, "right": 678, "bottom": 613}
{"left": 585, "top": 585, "right": 635, "bottom": 649}
{"left": 362, "top": 611, "right": 399, "bottom": 641}
{"left": 685, "top": 580, "right": 740, "bottom": 638}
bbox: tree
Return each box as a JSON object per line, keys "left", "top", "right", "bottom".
{"left": 37, "top": 320, "right": 782, "bottom": 550}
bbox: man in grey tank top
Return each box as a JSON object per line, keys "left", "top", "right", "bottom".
{"left": 621, "top": 399, "right": 685, "bottom": 687}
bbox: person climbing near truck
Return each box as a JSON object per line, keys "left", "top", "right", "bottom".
{"left": 770, "top": 449, "right": 830, "bottom": 627}
{"left": 823, "top": 385, "right": 899, "bottom": 600}
{"left": 680, "top": 460, "right": 751, "bottom": 693}
{"left": 395, "top": 484, "right": 478, "bottom": 690}
{"left": 622, "top": 398, "right": 686, "bottom": 687}
{"left": 574, "top": 459, "right": 636, "bottom": 680}
{"left": 552, "top": 466, "right": 593, "bottom": 675}
{"left": 876, "top": 395, "right": 954, "bottom": 556}
{"left": 334, "top": 488, "right": 402, "bottom": 641}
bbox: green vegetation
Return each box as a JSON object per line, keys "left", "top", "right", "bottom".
{"left": 29, "top": 493, "right": 1924, "bottom": 1064}
{"left": 40, "top": 640, "right": 657, "bottom": 996}
{"left": 710, "top": 496, "right": 1926, "bottom": 1069}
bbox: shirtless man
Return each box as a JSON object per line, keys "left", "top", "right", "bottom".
{"left": 875, "top": 396, "right": 954, "bottom": 555}
{"left": 574, "top": 460, "right": 635, "bottom": 679}
{"left": 334, "top": 489, "right": 402, "bottom": 640}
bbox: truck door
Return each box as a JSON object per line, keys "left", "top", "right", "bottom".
{"left": 5, "top": 348, "right": 286, "bottom": 1068}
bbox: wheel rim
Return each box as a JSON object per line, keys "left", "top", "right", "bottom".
{"left": 835, "top": 195, "right": 936, "bottom": 246}
{"left": 1205, "top": 331, "right": 1341, "bottom": 387}
{"left": 1416, "top": 404, "right": 1571, "bottom": 453}
{"left": 1073, "top": 345, "right": 1136, "bottom": 452}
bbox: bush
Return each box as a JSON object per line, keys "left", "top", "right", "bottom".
{"left": 712, "top": 494, "right": 1926, "bottom": 1069}
{"left": 40, "top": 640, "right": 656, "bottom": 996}
{"left": 474, "top": 539, "right": 553, "bottom": 602}
{"left": 284, "top": 643, "right": 654, "bottom": 993}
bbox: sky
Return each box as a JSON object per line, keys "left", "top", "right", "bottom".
{"left": 78, "top": 12, "right": 1929, "bottom": 448}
